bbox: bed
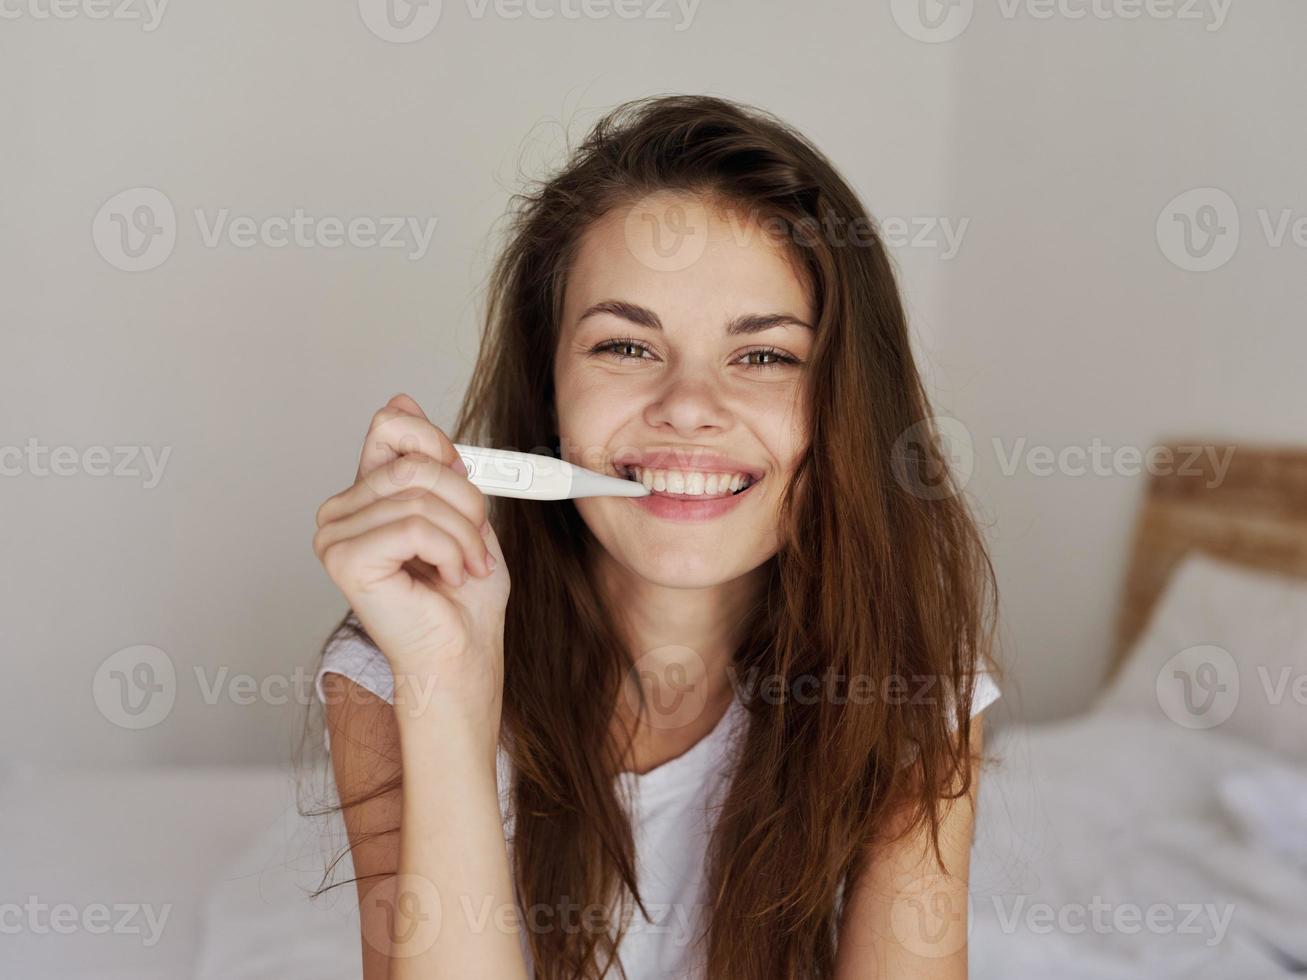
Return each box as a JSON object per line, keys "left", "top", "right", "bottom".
{"left": 968, "top": 441, "right": 1307, "bottom": 978}
{"left": 8, "top": 442, "right": 1305, "bottom": 978}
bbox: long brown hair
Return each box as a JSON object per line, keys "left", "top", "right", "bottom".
{"left": 300, "top": 93, "right": 998, "bottom": 980}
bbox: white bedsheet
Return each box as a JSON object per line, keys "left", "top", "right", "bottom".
{"left": 5, "top": 712, "right": 1303, "bottom": 979}
{"left": 0, "top": 761, "right": 292, "bottom": 980}
{"left": 190, "top": 774, "right": 362, "bottom": 980}
{"left": 969, "top": 711, "right": 1307, "bottom": 979}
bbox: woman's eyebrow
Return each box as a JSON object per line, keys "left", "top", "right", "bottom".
{"left": 576, "top": 299, "right": 812, "bottom": 335}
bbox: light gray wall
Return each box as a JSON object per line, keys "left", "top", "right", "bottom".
{"left": 3, "top": 0, "right": 963, "bottom": 764}
{"left": 937, "top": 0, "right": 1307, "bottom": 722}
{"left": 8, "top": 0, "right": 1301, "bottom": 764}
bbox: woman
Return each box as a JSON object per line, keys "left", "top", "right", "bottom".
{"left": 307, "top": 93, "right": 1001, "bottom": 980}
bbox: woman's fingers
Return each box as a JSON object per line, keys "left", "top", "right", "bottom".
{"left": 356, "top": 395, "right": 462, "bottom": 488}
{"left": 319, "top": 511, "right": 472, "bottom": 594}
{"left": 313, "top": 492, "right": 494, "bottom": 579}
{"left": 317, "top": 452, "right": 486, "bottom": 530}
{"left": 382, "top": 391, "right": 427, "bottom": 420}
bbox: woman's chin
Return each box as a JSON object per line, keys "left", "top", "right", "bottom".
{"left": 580, "top": 500, "right": 778, "bottom": 586}
{"left": 627, "top": 544, "right": 764, "bottom": 590}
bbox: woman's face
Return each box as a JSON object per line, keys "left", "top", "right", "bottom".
{"left": 553, "top": 192, "right": 813, "bottom": 589}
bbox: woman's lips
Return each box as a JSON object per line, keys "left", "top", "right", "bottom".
{"left": 621, "top": 475, "right": 763, "bottom": 522}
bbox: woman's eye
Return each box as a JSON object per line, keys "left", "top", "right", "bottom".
{"left": 588, "top": 339, "right": 801, "bottom": 371}
{"left": 591, "top": 338, "right": 652, "bottom": 362}
{"left": 739, "top": 347, "right": 800, "bottom": 370}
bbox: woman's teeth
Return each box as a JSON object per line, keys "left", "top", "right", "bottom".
{"left": 621, "top": 465, "right": 757, "bottom": 496}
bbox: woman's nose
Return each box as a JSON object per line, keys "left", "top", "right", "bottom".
{"left": 643, "top": 371, "right": 733, "bottom": 433}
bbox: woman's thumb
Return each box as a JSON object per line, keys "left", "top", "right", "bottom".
{"left": 385, "top": 391, "right": 429, "bottom": 420}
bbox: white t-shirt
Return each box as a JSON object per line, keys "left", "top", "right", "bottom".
{"left": 315, "top": 630, "right": 1001, "bottom": 980}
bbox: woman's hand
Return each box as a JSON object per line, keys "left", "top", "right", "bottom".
{"left": 313, "top": 393, "right": 510, "bottom": 728}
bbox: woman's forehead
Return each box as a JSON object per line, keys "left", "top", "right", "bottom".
{"left": 562, "top": 201, "right": 814, "bottom": 331}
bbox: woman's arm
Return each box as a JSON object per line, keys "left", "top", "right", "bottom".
{"left": 314, "top": 393, "right": 524, "bottom": 979}
{"left": 324, "top": 672, "right": 529, "bottom": 980}
{"left": 388, "top": 672, "right": 527, "bottom": 980}
{"left": 833, "top": 714, "right": 984, "bottom": 980}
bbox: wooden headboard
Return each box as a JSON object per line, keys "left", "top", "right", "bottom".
{"left": 1107, "top": 440, "right": 1307, "bottom": 681}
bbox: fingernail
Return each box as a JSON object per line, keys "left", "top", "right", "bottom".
{"left": 453, "top": 456, "right": 469, "bottom": 476}
{"left": 480, "top": 520, "right": 491, "bottom": 537}
{"left": 485, "top": 553, "right": 497, "bottom": 572}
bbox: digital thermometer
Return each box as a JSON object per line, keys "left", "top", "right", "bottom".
{"left": 452, "top": 444, "right": 651, "bottom": 500}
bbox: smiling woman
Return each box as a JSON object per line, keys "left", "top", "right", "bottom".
{"left": 305, "top": 93, "right": 1001, "bottom": 980}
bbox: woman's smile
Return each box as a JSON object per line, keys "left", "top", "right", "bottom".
{"left": 610, "top": 447, "right": 768, "bottom": 522}
{"left": 619, "top": 470, "right": 764, "bottom": 522}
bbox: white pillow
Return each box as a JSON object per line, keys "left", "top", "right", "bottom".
{"left": 1096, "top": 550, "right": 1307, "bottom": 760}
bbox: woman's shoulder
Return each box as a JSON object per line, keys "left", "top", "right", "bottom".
{"left": 970, "top": 669, "right": 1001, "bottom": 719}
{"left": 314, "top": 614, "right": 516, "bottom": 825}
{"left": 315, "top": 614, "right": 397, "bottom": 705}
